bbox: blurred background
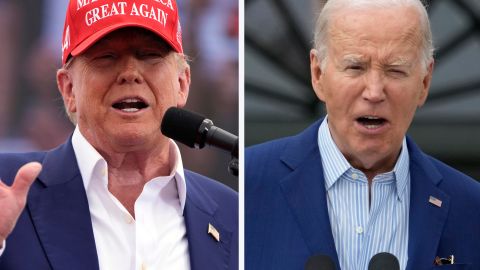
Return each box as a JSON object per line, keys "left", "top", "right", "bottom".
{"left": 245, "top": 0, "right": 480, "bottom": 180}
{"left": 0, "top": 0, "right": 238, "bottom": 190}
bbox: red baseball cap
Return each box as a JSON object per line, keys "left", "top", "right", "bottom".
{"left": 61, "top": 0, "right": 183, "bottom": 64}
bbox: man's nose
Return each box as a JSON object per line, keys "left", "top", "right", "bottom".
{"left": 117, "top": 56, "right": 144, "bottom": 84}
{"left": 362, "top": 70, "right": 386, "bottom": 103}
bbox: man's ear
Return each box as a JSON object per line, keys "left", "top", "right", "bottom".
{"left": 310, "top": 49, "right": 326, "bottom": 102}
{"left": 418, "top": 60, "right": 434, "bottom": 107}
{"left": 176, "top": 63, "right": 191, "bottom": 108}
{"left": 57, "top": 68, "right": 77, "bottom": 114}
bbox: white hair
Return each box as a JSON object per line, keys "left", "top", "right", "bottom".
{"left": 313, "top": 0, "right": 434, "bottom": 70}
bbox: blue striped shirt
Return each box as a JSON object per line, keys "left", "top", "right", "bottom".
{"left": 318, "top": 118, "right": 410, "bottom": 270}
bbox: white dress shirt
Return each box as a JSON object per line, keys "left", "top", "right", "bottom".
{"left": 318, "top": 117, "right": 410, "bottom": 270}
{"left": 72, "top": 127, "right": 190, "bottom": 270}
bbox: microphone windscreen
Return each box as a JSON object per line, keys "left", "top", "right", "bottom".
{"left": 161, "top": 107, "right": 206, "bottom": 148}
{"left": 305, "top": 254, "right": 335, "bottom": 270}
{"left": 368, "top": 252, "right": 400, "bottom": 270}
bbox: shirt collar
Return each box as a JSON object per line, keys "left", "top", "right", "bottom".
{"left": 71, "top": 126, "right": 187, "bottom": 213}
{"left": 318, "top": 117, "right": 410, "bottom": 200}
{"left": 318, "top": 117, "right": 351, "bottom": 190}
{"left": 393, "top": 138, "right": 409, "bottom": 201}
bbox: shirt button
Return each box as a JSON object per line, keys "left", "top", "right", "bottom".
{"left": 356, "top": 226, "right": 364, "bottom": 234}
{"left": 352, "top": 173, "right": 358, "bottom": 180}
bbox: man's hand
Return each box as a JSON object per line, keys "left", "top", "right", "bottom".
{"left": 0, "top": 162, "right": 42, "bottom": 245}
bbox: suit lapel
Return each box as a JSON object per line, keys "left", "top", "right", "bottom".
{"left": 278, "top": 121, "right": 340, "bottom": 268}
{"left": 27, "top": 140, "right": 99, "bottom": 270}
{"left": 272, "top": 124, "right": 450, "bottom": 269}
{"left": 406, "top": 138, "right": 450, "bottom": 270}
{"left": 184, "top": 172, "right": 232, "bottom": 270}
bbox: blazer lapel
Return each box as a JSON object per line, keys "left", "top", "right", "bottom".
{"left": 406, "top": 138, "right": 450, "bottom": 270}
{"left": 184, "top": 173, "right": 233, "bottom": 270}
{"left": 278, "top": 121, "right": 340, "bottom": 268}
{"left": 272, "top": 125, "right": 450, "bottom": 269}
{"left": 27, "top": 140, "right": 99, "bottom": 270}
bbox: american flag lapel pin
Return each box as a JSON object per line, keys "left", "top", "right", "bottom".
{"left": 429, "top": 196, "right": 442, "bottom": 207}
{"left": 208, "top": 223, "right": 220, "bottom": 242}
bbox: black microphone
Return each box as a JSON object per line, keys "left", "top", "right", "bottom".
{"left": 161, "top": 107, "right": 238, "bottom": 159}
{"left": 368, "top": 252, "right": 400, "bottom": 270}
{"left": 305, "top": 254, "right": 335, "bottom": 270}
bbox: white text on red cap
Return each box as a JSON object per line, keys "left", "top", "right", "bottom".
{"left": 85, "top": 3, "right": 172, "bottom": 27}
{"left": 77, "top": 0, "right": 174, "bottom": 11}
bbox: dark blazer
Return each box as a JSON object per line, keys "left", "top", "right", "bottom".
{"left": 0, "top": 139, "right": 238, "bottom": 270}
{"left": 246, "top": 120, "right": 480, "bottom": 270}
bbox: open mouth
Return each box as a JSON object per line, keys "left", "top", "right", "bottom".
{"left": 356, "top": 115, "right": 387, "bottom": 129}
{"left": 112, "top": 98, "right": 149, "bottom": 113}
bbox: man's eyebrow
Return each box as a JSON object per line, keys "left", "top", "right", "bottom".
{"left": 340, "top": 55, "right": 366, "bottom": 65}
{"left": 384, "top": 58, "right": 413, "bottom": 68}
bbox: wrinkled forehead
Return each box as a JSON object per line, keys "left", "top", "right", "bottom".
{"left": 328, "top": 6, "right": 423, "bottom": 51}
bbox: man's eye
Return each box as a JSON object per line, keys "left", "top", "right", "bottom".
{"left": 388, "top": 69, "right": 407, "bottom": 76}
{"left": 96, "top": 53, "right": 115, "bottom": 60}
{"left": 138, "top": 51, "right": 164, "bottom": 58}
{"left": 345, "top": 65, "right": 364, "bottom": 72}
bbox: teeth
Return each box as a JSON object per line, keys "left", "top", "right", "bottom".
{"left": 121, "top": 98, "right": 141, "bottom": 103}
{"left": 365, "top": 124, "right": 380, "bottom": 129}
{"left": 364, "top": 116, "right": 380, "bottom": 120}
{"left": 122, "top": 108, "right": 139, "bottom": 112}
{"left": 112, "top": 97, "right": 147, "bottom": 112}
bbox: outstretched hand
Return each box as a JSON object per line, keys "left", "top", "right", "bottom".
{"left": 0, "top": 162, "right": 42, "bottom": 246}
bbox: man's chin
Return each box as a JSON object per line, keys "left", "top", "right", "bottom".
{"left": 107, "top": 127, "right": 162, "bottom": 149}
{"left": 351, "top": 142, "right": 400, "bottom": 168}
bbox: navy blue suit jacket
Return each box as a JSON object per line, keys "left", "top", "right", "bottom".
{"left": 246, "top": 120, "right": 480, "bottom": 270}
{"left": 0, "top": 139, "right": 238, "bottom": 270}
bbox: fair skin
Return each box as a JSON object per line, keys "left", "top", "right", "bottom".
{"left": 0, "top": 162, "right": 42, "bottom": 246}
{"left": 57, "top": 28, "right": 190, "bottom": 216}
{"left": 0, "top": 28, "right": 190, "bottom": 243}
{"left": 310, "top": 6, "right": 433, "bottom": 182}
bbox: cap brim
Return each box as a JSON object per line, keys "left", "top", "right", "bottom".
{"left": 71, "top": 22, "right": 181, "bottom": 57}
